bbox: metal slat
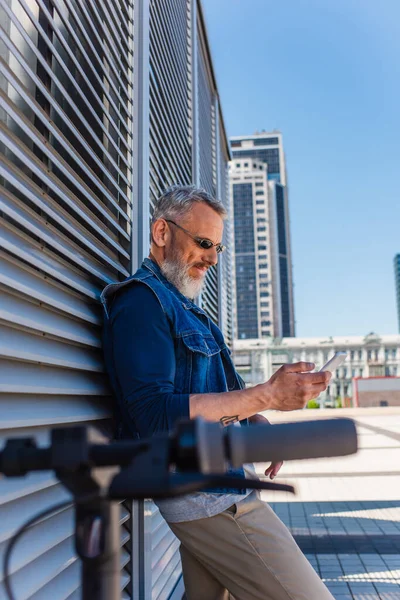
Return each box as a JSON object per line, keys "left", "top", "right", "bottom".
{"left": 0, "top": 220, "right": 103, "bottom": 298}
{"left": 17, "top": 0, "right": 131, "bottom": 134}
{"left": 0, "top": 252, "right": 100, "bottom": 325}
{"left": 0, "top": 98, "right": 131, "bottom": 230}
{"left": 61, "top": 0, "right": 131, "bottom": 87}
{"left": 90, "top": 0, "right": 131, "bottom": 60}
{"left": 26, "top": 560, "right": 80, "bottom": 600}
{"left": 1, "top": 1, "right": 134, "bottom": 597}
{"left": 150, "top": 2, "right": 189, "bottom": 106}
{"left": 0, "top": 482, "right": 71, "bottom": 545}
{"left": 152, "top": 541, "right": 181, "bottom": 600}
{"left": 0, "top": 473, "right": 57, "bottom": 507}
{"left": 31, "top": 0, "right": 132, "bottom": 132}
{"left": 0, "top": 55, "right": 131, "bottom": 196}
{"left": 0, "top": 324, "right": 103, "bottom": 371}
{"left": 0, "top": 287, "right": 100, "bottom": 347}
{"left": 149, "top": 81, "right": 191, "bottom": 173}
{"left": 0, "top": 129, "right": 129, "bottom": 252}
{"left": 0, "top": 536, "right": 77, "bottom": 600}
{"left": 149, "top": 41, "right": 190, "bottom": 151}
{"left": 0, "top": 8, "right": 130, "bottom": 160}
{"left": 96, "top": 0, "right": 132, "bottom": 46}
{"left": 0, "top": 155, "right": 130, "bottom": 268}
{"left": 152, "top": 528, "right": 178, "bottom": 570}
{"left": 53, "top": 0, "right": 132, "bottom": 94}
{"left": 0, "top": 186, "right": 121, "bottom": 283}
{"left": 0, "top": 394, "right": 110, "bottom": 429}
{"left": 0, "top": 359, "right": 108, "bottom": 395}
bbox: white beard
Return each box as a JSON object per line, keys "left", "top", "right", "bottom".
{"left": 160, "top": 256, "right": 206, "bottom": 299}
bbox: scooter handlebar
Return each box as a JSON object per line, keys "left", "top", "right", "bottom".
{"left": 227, "top": 418, "right": 357, "bottom": 468}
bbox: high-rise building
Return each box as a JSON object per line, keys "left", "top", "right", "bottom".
{"left": 395, "top": 254, "right": 400, "bottom": 332}
{"left": 230, "top": 132, "right": 295, "bottom": 338}
{"left": 230, "top": 159, "right": 280, "bottom": 339}
{"left": 0, "top": 1, "right": 230, "bottom": 596}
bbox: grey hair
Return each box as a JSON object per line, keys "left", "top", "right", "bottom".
{"left": 152, "top": 184, "right": 227, "bottom": 223}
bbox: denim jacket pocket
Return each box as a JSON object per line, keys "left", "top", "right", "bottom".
{"left": 176, "top": 331, "right": 224, "bottom": 394}
{"left": 180, "top": 331, "right": 221, "bottom": 357}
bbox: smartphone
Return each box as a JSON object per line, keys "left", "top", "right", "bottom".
{"left": 319, "top": 351, "right": 347, "bottom": 373}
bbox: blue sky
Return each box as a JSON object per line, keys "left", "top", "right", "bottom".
{"left": 201, "top": 0, "right": 400, "bottom": 337}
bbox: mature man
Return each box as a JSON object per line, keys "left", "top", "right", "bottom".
{"left": 101, "top": 185, "right": 334, "bottom": 600}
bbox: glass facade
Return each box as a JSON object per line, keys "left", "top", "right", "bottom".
{"left": 230, "top": 134, "right": 295, "bottom": 338}
{"left": 232, "top": 148, "right": 280, "bottom": 180}
{"left": 233, "top": 183, "right": 258, "bottom": 338}
{"left": 231, "top": 137, "right": 279, "bottom": 147}
{"left": 275, "top": 183, "right": 292, "bottom": 336}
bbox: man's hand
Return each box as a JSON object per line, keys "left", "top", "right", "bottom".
{"left": 258, "top": 362, "right": 331, "bottom": 412}
{"left": 248, "top": 413, "right": 283, "bottom": 479}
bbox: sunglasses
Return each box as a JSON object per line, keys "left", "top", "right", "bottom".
{"left": 165, "top": 220, "right": 226, "bottom": 254}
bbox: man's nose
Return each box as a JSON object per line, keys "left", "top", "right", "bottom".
{"left": 203, "top": 245, "right": 218, "bottom": 266}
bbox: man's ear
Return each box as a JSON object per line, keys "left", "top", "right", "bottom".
{"left": 152, "top": 219, "right": 169, "bottom": 248}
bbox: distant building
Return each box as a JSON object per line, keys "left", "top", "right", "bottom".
{"left": 395, "top": 254, "right": 400, "bottom": 332}
{"left": 229, "top": 159, "right": 278, "bottom": 339}
{"left": 230, "top": 132, "right": 295, "bottom": 337}
{"left": 354, "top": 377, "right": 400, "bottom": 407}
{"left": 234, "top": 333, "right": 400, "bottom": 406}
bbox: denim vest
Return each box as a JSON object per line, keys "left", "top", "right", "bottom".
{"left": 101, "top": 258, "right": 247, "bottom": 494}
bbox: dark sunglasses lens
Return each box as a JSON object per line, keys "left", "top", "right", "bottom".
{"left": 199, "top": 239, "right": 213, "bottom": 249}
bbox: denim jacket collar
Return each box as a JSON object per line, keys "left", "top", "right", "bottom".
{"left": 142, "top": 257, "right": 207, "bottom": 316}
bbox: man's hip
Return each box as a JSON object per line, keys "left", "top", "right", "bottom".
{"left": 168, "top": 490, "right": 334, "bottom": 600}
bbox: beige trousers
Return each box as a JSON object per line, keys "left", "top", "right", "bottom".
{"left": 168, "top": 491, "right": 334, "bottom": 600}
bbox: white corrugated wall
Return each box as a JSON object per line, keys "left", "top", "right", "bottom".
{"left": 0, "top": 0, "right": 134, "bottom": 597}
{"left": 0, "top": 1, "right": 231, "bottom": 598}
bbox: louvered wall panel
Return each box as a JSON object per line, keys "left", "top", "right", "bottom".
{"left": 217, "top": 114, "right": 234, "bottom": 347}
{"left": 0, "top": 0, "right": 134, "bottom": 598}
{"left": 147, "top": 0, "right": 191, "bottom": 596}
{"left": 148, "top": 0, "right": 192, "bottom": 212}
{"left": 196, "top": 18, "right": 219, "bottom": 325}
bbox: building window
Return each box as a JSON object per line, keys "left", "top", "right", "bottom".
{"left": 258, "top": 227, "right": 266, "bottom": 232}
{"left": 258, "top": 245, "right": 267, "bottom": 250}
{"left": 261, "top": 311, "right": 270, "bottom": 317}
{"left": 255, "top": 182, "right": 263, "bottom": 187}
{"left": 255, "top": 191, "right": 264, "bottom": 196}
{"left": 358, "top": 350, "right": 362, "bottom": 359}
{"left": 261, "top": 301, "right": 269, "bottom": 307}
{"left": 259, "top": 263, "right": 268, "bottom": 268}
{"left": 350, "top": 350, "right": 355, "bottom": 360}
{"left": 244, "top": 162, "right": 248, "bottom": 167}
{"left": 260, "top": 292, "right": 270, "bottom": 297}
{"left": 359, "top": 368, "right": 363, "bottom": 377}
{"left": 256, "top": 209, "right": 265, "bottom": 214}
{"left": 256, "top": 200, "right": 264, "bottom": 205}
{"left": 392, "top": 349, "right": 397, "bottom": 359}
{"left": 258, "top": 236, "right": 267, "bottom": 241}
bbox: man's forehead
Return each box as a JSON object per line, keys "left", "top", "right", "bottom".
{"left": 183, "top": 202, "right": 224, "bottom": 230}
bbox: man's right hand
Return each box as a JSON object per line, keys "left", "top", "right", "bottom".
{"left": 260, "top": 362, "right": 331, "bottom": 411}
